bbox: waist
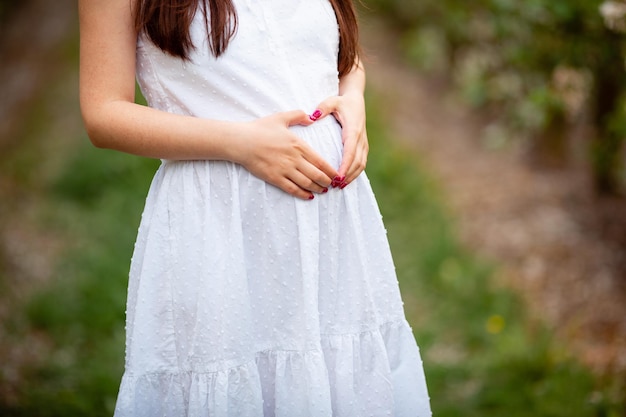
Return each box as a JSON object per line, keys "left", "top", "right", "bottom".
{"left": 161, "top": 116, "right": 342, "bottom": 166}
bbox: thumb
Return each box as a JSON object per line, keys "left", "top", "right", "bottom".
{"left": 337, "top": 130, "right": 356, "bottom": 178}
{"left": 309, "top": 96, "right": 340, "bottom": 122}
{"left": 279, "top": 110, "right": 315, "bottom": 127}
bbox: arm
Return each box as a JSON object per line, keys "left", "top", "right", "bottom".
{"left": 314, "top": 58, "right": 368, "bottom": 187}
{"left": 78, "top": 0, "right": 337, "bottom": 199}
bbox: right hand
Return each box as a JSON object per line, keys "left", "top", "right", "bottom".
{"left": 235, "top": 110, "right": 338, "bottom": 200}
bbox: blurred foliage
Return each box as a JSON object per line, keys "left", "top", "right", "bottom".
{"left": 0, "top": 150, "right": 160, "bottom": 416}
{"left": 0, "top": 3, "right": 624, "bottom": 415}
{"left": 367, "top": 0, "right": 626, "bottom": 193}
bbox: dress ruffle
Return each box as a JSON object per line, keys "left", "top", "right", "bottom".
{"left": 114, "top": 320, "right": 430, "bottom": 417}
{"left": 114, "top": 120, "right": 431, "bottom": 416}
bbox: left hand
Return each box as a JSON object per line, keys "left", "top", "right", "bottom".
{"left": 311, "top": 91, "right": 369, "bottom": 188}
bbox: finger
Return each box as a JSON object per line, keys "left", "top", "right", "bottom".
{"left": 289, "top": 169, "right": 328, "bottom": 194}
{"left": 296, "top": 159, "right": 335, "bottom": 190}
{"left": 280, "top": 110, "right": 315, "bottom": 127}
{"left": 338, "top": 133, "right": 369, "bottom": 187}
{"left": 337, "top": 131, "right": 357, "bottom": 178}
{"left": 302, "top": 149, "right": 337, "bottom": 186}
{"left": 274, "top": 177, "right": 315, "bottom": 200}
{"left": 345, "top": 143, "right": 368, "bottom": 184}
{"left": 309, "top": 96, "right": 340, "bottom": 122}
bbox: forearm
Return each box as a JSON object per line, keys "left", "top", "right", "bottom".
{"left": 338, "top": 57, "right": 366, "bottom": 97}
{"left": 81, "top": 100, "right": 248, "bottom": 162}
{"left": 78, "top": 0, "right": 336, "bottom": 200}
{"left": 78, "top": 0, "right": 250, "bottom": 163}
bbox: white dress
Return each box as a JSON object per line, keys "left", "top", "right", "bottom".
{"left": 113, "top": 0, "right": 431, "bottom": 416}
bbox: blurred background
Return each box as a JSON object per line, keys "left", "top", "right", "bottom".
{"left": 0, "top": 0, "right": 625, "bottom": 415}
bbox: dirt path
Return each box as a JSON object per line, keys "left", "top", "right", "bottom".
{"left": 0, "top": 1, "right": 79, "bottom": 403}
{"left": 0, "top": 0, "right": 76, "bottom": 148}
{"left": 361, "top": 16, "right": 626, "bottom": 376}
{"left": 0, "top": 0, "right": 78, "bottom": 315}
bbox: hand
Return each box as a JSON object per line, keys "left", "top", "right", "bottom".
{"left": 312, "top": 91, "right": 369, "bottom": 188}
{"left": 236, "top": 110, "right": 338, "bottom": 200}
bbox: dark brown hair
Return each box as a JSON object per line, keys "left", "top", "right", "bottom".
{"left": 134, "top": 0, "right": 360, "bottom": 76}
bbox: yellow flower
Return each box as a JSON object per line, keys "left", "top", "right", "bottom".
{"left": 486, "top": 314, "right": 505, "bottom": 334}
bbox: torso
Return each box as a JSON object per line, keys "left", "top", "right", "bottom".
{"left": 135, "top": 0, "right": 341, "bottom": 121}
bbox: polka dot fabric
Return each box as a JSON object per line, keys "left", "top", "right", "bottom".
{"left": 115, "top": 0, "right": 431, "bottom": 416}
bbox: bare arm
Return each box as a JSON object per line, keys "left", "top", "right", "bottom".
{"left": 338, "top": 58, "right": 366, "bottom": 99}
{"left": 313, "top": 58, "right": 368, "bottom": 187}
{"left": 78, "top": 0, "right": 337, "bottom": 199}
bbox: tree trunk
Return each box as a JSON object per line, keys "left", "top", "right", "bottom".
{"left": 590, "top": 31, "right": 624, "bottom": 195}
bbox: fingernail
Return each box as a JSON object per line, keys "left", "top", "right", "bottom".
{"left": 333, "top": 176, "right": 345, "bottom": 187}
{"left": 322, "top": 187, "right": 329, "bottom": 194}
{"left": 308, "top": 194, "right": 315, "bottom": 200}
{"left": 339, "top": 182, "right": 348, "bottom": 189}
{"left": 309, "top": 109, "right": 322, "bottom": 121}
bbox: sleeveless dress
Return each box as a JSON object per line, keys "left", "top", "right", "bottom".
{"left": 113, "top": 0, "right": 431, "bottom": 416}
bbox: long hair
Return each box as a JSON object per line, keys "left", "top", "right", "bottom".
{"left": 134, "top": 0, "right": 360, "bottom": 77}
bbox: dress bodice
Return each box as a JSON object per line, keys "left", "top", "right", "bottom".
{"left": 135, "top": 0, "right": 340, "bottom": 122}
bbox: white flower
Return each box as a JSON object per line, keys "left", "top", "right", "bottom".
{"left": 600, "top": 1, "right": 626, "bottom": 32}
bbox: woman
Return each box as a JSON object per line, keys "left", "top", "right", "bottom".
{"left": 79, "top": 0, "right": 431, "bottom": 415}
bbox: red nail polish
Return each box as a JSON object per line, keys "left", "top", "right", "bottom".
{"left": 339, "top": 182, "right": 348, "bottom": 189}
{"left": 308, "top": 194, "right": 315, "bottom": 200}
{"left": 333, "top": 177, "right": 345, "bottom": 188}
{"left": 322, "top": 187, "right": 329, "bottom": 194}
{"left": 309, "top": 109, "right": 322, "bottom": 121}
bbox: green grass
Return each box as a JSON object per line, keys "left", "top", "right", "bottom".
{"left": 1, "top": 142, "right": 159, "bottom": 416}
{"left": 1, "top": 80, "right": 624, "bottom": 417}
